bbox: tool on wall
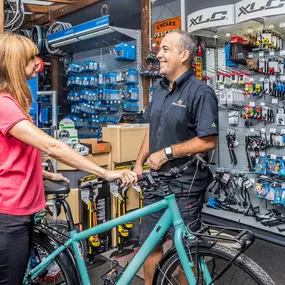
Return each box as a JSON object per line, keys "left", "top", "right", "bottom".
{"left": 226, "top": 130, "right": 238, "bottom": 165}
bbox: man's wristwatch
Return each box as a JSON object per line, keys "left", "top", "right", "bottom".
{"left": 164, "top": 146, "right": 174, "bottom": 161}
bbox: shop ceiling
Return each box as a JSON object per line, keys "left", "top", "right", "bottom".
{"left": 22, "top": 0, "right": 141, "bottom": 29}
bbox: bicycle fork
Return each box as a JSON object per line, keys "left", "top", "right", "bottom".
{"left": 174, "top": 228, "right": 213, "bottom": 285}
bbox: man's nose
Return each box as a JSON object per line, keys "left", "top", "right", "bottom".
{"left": 156, "top": 51, "right": 162, "bottom": 60}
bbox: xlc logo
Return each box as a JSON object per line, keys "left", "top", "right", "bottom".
{"left": 189, "top": 11, "right": 228, "bottom": 27}
{"left": 238, "top": 0, "right": 285, "bottom": 17}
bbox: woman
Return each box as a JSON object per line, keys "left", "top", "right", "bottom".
{"left": 0, "top": 33, "right": 137, "bottom": 285}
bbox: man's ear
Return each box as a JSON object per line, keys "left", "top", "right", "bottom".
{"left": 181, "top": 50, "right": 191, "bottom": 64}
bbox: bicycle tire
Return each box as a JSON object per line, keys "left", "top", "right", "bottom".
{"left": 31, "top": 230, "right": 80, "bottom": 285}
{"left": 47, "top": 220, "right": 88, "bottom": 259}
{"left": 154, "top": 244, "right": 275, "bottom": 285}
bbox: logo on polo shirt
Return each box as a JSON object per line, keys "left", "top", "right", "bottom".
{"left": 211, "top": 122, "right": 217, "bottom": 128}
{"left": 172, "top": 100, "right": 187, "bottom": 108}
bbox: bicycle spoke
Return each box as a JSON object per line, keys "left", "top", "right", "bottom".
{"left": 228, "top": 266, "right": 237, "bottom": 285}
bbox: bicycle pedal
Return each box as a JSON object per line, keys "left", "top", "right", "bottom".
{"left": 101, "top": 261, "right": 119, "bottom": 285}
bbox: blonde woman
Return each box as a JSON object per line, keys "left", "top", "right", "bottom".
{"left": 0, "top": 33, "right": 137, "bottom": 285}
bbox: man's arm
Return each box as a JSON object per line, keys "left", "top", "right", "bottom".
{"left": 172, "top": 135, "right": 217, "bottom": 158}
{"left": 133, "top": 128, "right": 150, "bottom": 174}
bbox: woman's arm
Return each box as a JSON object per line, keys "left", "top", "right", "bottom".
{"left": 42, "top": 169, "right": 69, "bottom": 182}
{"left": 9, "top": 120, "right": 136, "bottom": 185}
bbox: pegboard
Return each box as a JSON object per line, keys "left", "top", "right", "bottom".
{"left": 204, "top": 43, "right": 285, "bottom": 244}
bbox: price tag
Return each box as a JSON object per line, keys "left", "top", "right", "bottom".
{"left": 272, "top": 98, "right": 278, "bottom": 104}
{"left": 270, "top": 128, "right": 277, "bottom": 133}
{"left": 271, "top": 154, "right": 277, "bottom": 159}
{"left": 250, "top": 78, "right": 254, "bottom": 82}
{"left": 282, "top": 183, "right": 285, "bottom": 189}
{"left": 261, "top": 102, "right": 265, "bottom": 106}
{"left": 259, "top": 51, "right": 264, "bottom": 57}
{"left": 261, "top": 128, "right": 266, "bottom": 132}
{"left": 280, "top": 22, "right": 285, "bottom": 28}
{"left": 250, "top": 128, "right": 255, "bottom": 132}
{"left": 260, "top": 151, "right": 266, "bottom": 157}
{"left": 219, "top": 84, "right": 225, "bottom": 90}
{"left": 270, "top": 51, "right": 275, "bottom": 56}
{"left": 248, "top": 53, "right": 253, "bottom": 59}
{"left": 260, "top": 78, "right": 265, "bottom": 82}
{"left": 280, "top": 50, "right": 285, "bottom": 56}
{"left": 281, "top": 75, "right": 285, "bottom": 81}
{"left": 249, "top": 101, "right": 255, "bottom": 106}
{"left": 281, "top": 129, "right": 285, "bottom": 134}
{"left": 248, "top": 28, "right": 254, "bottom": 33}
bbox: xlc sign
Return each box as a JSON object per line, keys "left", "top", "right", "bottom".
{"left": 236, "top": 0, "right": 285, "bottom": 23}
{"left": 188, "top": 5, "right": 235, "bottom": 32}
{"left": 189, "top": 11, "right": 228, "bottom": 27}
{"left": 187, "top": 0, "right": 285, "bottom": 33}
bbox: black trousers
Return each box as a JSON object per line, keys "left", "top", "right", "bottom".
{"left": 0, "top": 213, "right": 34, "bottom": 285}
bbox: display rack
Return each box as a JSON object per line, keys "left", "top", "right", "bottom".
{"left": 188, "top": 3, "right": 285, "bottom": 246}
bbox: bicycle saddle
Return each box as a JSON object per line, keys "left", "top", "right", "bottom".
{"left": 44, "top": 180, "right": 70, "bottom": 195}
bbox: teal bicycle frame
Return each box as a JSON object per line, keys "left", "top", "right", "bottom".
{"left": 23, "top": 193, "right": 213, "bottom": 285}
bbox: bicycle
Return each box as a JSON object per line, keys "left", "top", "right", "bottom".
{"left": 24, "top": 155, "right": 276, "bottom": 285}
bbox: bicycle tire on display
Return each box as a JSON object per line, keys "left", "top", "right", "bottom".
{"left": 47, "top": 220, "right": 88, "bottom": 259}
{"left": 31, "top": 230, "right": 80, "bottom": 285}
{"left": 154, "top": 244, "right": 275, "bottom": 285}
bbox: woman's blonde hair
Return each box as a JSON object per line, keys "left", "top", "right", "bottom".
{"left": 0, "top": 33, "right": 38, "bottom": 118}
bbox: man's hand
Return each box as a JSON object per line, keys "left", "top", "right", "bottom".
{"left": 146, "top": 149, "right": 168, "bottom": 170}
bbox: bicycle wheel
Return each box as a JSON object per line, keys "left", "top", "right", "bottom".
{"left": 46, "top": 220, "right": 88, "bottom": 259}
{"left": 154, "top": 244, "right": 275, "bottom": 285}
{"left": 30, "top": 230, "right": 80, "bottom": 285}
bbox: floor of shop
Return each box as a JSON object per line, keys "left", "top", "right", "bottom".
{"left": 87, "top": 238, "right": 284, "bottom": 284}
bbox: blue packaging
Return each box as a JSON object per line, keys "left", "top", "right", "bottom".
{"left": 115, "top": 42, "right": 136, "bottom": 61}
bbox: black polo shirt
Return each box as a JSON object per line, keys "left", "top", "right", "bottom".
{"left": 143, "top": 69, "right": 218, "bottom": 195}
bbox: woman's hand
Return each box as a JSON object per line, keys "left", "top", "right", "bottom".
{"left": 105, "top": 170, "right": 137, "bottom": 188}
{"left": 48, "top": 172, "right": 69, "bottom": 183}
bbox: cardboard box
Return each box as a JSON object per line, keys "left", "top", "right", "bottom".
{"left": 80, "top": 139, "right": 111, "bottom": 154}
{"left": 102, "top": 125, "right": 148, "bottom": 163}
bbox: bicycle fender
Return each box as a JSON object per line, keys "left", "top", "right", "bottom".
{"left": 34, "top": 226, "right": 77, "bottom": 267}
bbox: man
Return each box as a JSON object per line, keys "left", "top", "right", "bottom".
{"left": 133, "top": 30, "right": 218, "bottom": 285}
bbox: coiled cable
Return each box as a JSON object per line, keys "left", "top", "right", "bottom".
{"left": 45, "top": 21, "right": 72, "bottom": 55}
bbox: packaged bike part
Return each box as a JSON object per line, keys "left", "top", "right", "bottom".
{"left": 255, "top": 182, "right": 268, "bottom": 199}
{"left": 274, "top": 187, "right": 282, "bottom": 204}
{"left": 276, "top": 109, "right": 285, "bottom": 126}
{"left": 247, "top": 59, "right": 258, "bottom": 71}
{"left": 255, "top": 157, "right": 267, "bottom": 175}
{"left": 266, "top": 184, "right": 275, "bottom": 202}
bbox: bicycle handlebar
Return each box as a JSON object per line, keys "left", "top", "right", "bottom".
{"left": 114, "top": 153, "right": 208, "bottom": 188}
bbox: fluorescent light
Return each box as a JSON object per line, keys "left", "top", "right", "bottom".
{"left": 51, "top": 38, "right": 79, "bottom": 48}
{"left": 78, "top": 28, "right": 113, "bottom": 40}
